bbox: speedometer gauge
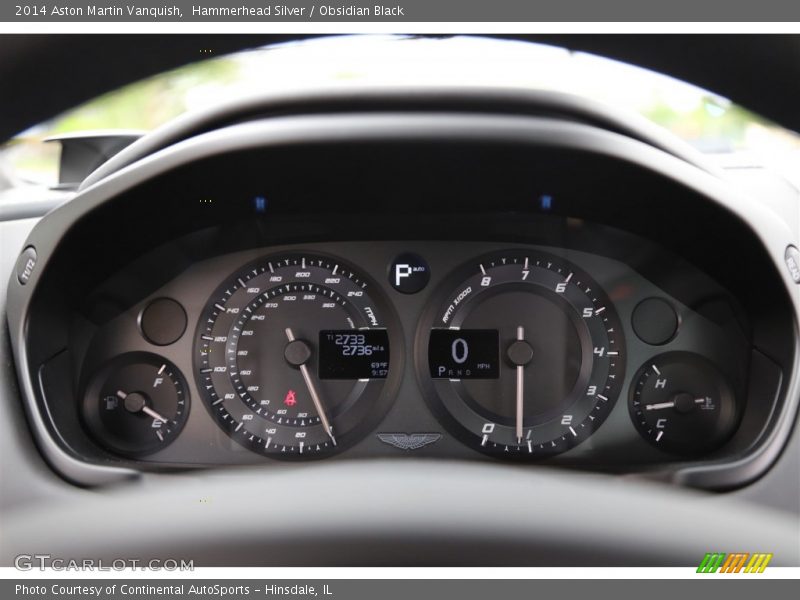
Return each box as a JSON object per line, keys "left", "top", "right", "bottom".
{"left": 416, "top": 250, "right": 625, "bottom": 458}
{"left": 195, "top": 253, "right": 401, "bottom": 458}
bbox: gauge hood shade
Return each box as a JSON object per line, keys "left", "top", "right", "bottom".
{"left": 0, "top": 34, "right": 799, "bottom": 143}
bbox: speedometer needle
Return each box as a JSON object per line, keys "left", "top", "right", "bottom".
{"left": 285, "top": 328, "right": 337, "bottom": 446}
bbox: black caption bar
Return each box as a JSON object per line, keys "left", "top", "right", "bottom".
{"left": 4, "top": 0, "right": 800, "bottom": 21}
{"left": 6, "top": 579, "right": 799, "bottom": 600}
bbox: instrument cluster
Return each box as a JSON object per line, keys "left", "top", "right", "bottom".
{"left": 76, "top": 238, "right": 749, "bottom": 468}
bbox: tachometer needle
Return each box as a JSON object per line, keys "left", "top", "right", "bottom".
{"left": 506, "top": 326, "right": 534, "bottom": 444}
{"left": 515, "top": 326, "right": 525, "bottom": 444}
{"left": 285, "top": 328, "right": 337, "bottom": 446}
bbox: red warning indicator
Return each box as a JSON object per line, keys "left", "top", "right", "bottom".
{"left": 283, "top": 390, "right": 297, "bottom": 407}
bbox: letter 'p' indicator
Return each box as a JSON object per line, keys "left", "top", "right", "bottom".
{"left": 389, "top": 253, "right": 430, "bottom": 294}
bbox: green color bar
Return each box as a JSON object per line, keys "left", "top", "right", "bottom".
{"left": 697, "top": 553, "right": 726, "bottom": 573}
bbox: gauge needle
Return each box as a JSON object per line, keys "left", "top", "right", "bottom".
{"left": 515, "top": 326, "right": 525, "bottom": 444}
{"left": 285, "top": 328, "right": 337, "bottom": 446}
{"left": 141, "top": 405, "right": 170, "bottom": 424}
{"left": 506, "top": 326, "right": 534, "bottom": 444}
{"left": 645, "top": 401, "right": 675, "bottom": 411}
{"left": 116, "top": 390, "right": 170, "bottom": 423}
{"left": 645, "top": 398, "right": 707, "bottom": 411}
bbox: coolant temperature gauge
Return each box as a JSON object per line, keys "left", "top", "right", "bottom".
{"left": 629, "top": 352, "right": 738, "bottom": 456}
{"left": 82, "top": 353, "right": 190, "bottom": 457}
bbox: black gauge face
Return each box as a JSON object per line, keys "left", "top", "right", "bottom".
{"left": 629, "top": 353, "right": 738, "bottom": 456}
{"left": 82, "top": 353, "right": 189, "bottom": 457}
{"left": 417, "top": 250, "right": 625, "bottom": 458}
{"left": 196, "top": 253, "right": 399, "bottom": 458}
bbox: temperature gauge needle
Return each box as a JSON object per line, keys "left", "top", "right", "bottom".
{"left": 645, "top": 397, "right": 706, "bottom": 411}
{"left": 285, "top": 328, "right": 337, "bottom": 446}
{"left": 645, "top": 401, "right": 675, "bottom": 411}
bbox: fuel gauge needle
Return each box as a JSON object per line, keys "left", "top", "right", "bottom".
{"left": 285, "top": 327, "right": 337, "bottom": 446}
{"left": 142, "top": 405, "right": 170, "bottom": 424}
{"left": 116, "top": 390, "right": 170, "bottom": 423}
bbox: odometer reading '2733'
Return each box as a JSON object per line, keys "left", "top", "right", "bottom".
{"left": 195, "top": 253, "right": 399, "bottom": 458}
{"left": 417, "top": 250, "right": 625, "bottom": 459}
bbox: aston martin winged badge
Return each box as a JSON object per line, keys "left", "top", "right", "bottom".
{"left": 377, "top": 433, "right": 442, "bottom": 451}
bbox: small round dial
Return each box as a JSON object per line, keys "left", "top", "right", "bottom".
{"left": 417, "top": 250, "right": 625, "bottom": 458}
{"left": 629, "top": 352, "right": 738, "bottom": 456}
{"left": 82, "top": 353, "right": 189, "bottom": 457}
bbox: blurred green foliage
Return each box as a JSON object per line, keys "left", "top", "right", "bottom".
{"left": 642, "top": 98, "right": 761, "bottom": 152}
{"left": 3, "top": 57, "right": 241, "bottom": 184}
{"left": 48, "top": 56, "right": 241, "bottom": 133}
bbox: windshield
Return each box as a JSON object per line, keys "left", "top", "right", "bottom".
{"left": 4, "top": 35, "right": 799, "bottom": 188}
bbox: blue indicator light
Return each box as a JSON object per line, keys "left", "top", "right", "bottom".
{"left": 539, "top": 194, "right": 553, "bottom": 211}
{"left": 254, "top": 196, "right": 267, "bottom": 213}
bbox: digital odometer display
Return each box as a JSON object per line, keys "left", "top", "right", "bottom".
{"left": 428, "top": 329, "right": 499, "bottom": 379}
{"left": 319, "top": 330, "right": 390, "bottom": 379}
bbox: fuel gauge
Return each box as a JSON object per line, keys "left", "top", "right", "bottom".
{"left": 82, "top": 353, "right": 189, "bottom": 457}
{"left": 629, "top": 352, "right": 738, "bottom": 456}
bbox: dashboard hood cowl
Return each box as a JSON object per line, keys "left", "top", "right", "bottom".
{"left": 0, "top": 34, "right": 799, "bottom": 144}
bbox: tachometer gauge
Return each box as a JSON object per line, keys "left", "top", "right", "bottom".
{"left": 195, "top": 253, "right": 400, "bottom": 458}
{"left": 417, "top": 250, "right": 625, "bottom": 458}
